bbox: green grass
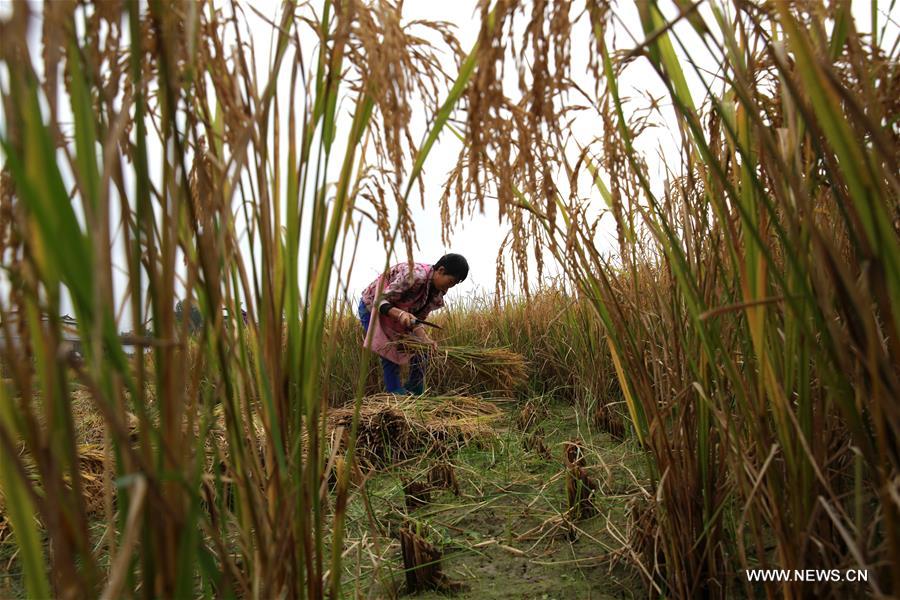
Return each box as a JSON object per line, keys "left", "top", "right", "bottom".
{"left": 333, "top": 400, "right": 648, "bottom": 598}
{"left": 0, "top": 387, "right": 648, "bottom": 598}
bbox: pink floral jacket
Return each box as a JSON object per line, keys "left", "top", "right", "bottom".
{"left": 360, "top": 262, "right": 445, "bottom": 364}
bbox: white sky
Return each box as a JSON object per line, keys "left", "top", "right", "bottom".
{"left": 1, "top": 1, "right": 898, "bottom": 328}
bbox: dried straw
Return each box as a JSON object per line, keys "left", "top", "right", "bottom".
{"left": 400, "top": 341, "right": 528, "bottom": 394}
{"left": 326, "top": 394, "right": 501, "bottom": 469}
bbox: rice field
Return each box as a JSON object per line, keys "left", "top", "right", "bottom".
{"left": 1, "top": 1, "right": 898, "bottom": 599}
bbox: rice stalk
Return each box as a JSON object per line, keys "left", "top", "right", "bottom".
{"left": 0, "top": 0, "right": 465, "bottom": 596}
{"left": 449, "top": 0, "right": 900, "bottom": 596}
{"left": 401, "top": 339, "right": 528, "bottom": 394}
{"left": 326, "top": 394, "right": 502, "bottom": 469}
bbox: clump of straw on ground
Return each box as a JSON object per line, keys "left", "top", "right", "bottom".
{"left": 326, "top": 394, "right": 502, "bottom": 469}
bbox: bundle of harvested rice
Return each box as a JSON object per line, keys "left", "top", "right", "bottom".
{"left": 73, "top": 443, "right": 111, "bottom": 515}
{"left": 70, "top": 386, "right": 141, "bottom": 447}
{"left": 67, "top": 387, "right": 268, "bottom": 516}
{"left": 400, "top": 341, "right": 528, "bottom": 393}
{"left": 0, "top": 390, "right": 117, "bottom": 522}
{"left": 326, "top": 394, "right": 500, "bottom": 468}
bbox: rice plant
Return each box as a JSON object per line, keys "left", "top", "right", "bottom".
{"left": 1, "top": 0, "right": 897, "bottom": 598}
{"left": 0, "top": 1, "right": 464, "bottom": 597}
{"left": 453, "top": 1, "right": 899, "bottom": 597}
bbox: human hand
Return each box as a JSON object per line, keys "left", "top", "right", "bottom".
{"left": 391, "top": 308, "right": 416, "bottom": 329}
{"left": 414, "top": 327, "right": 438, "bottom": 352}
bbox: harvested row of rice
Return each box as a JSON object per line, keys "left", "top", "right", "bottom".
{"left": 0, "top": 389, "right": 499, "bottom": 534}
{"left": 0, "top": 389, "right": 119, "bottom": 524}
{"left": 399, "top": 341, "right": 528, "bottom": 393}
{"left": 0, "top": 388, "right": 265, "bottom": 521}
{"left": 326, "top": 394, "right": 502, "bottom": 468}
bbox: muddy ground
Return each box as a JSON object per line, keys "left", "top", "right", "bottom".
{"left": 338, "top": 400, "right": 649, "bottom": 599}
{"left": 0, "top": 398, "right": 648, "bottom": 599}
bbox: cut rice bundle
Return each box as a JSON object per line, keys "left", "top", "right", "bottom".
{"left": 399, "top": 341, "right": 528, "bottom": 393}
{"left": 326, "top": 394, "right": 501, "bottom": 468}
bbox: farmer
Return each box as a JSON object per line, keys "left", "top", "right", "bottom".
{"left": 358, "top": 253, "right": 468, "bottom": 395}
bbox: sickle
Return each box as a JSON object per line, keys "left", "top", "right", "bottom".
{"left": 413, "top": 318, "right": 443, "bottom": 330}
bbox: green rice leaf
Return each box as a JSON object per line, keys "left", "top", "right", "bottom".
{"left": 0, "top": 383, "right": 51, "bottom": 600}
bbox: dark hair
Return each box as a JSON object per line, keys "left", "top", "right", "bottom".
{"left": 434, "top": 253, "right": 469, "bottom": 282}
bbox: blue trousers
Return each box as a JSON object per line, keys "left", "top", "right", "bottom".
{"left": 358, "top": 300, "right": 425, "bottom": 394}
